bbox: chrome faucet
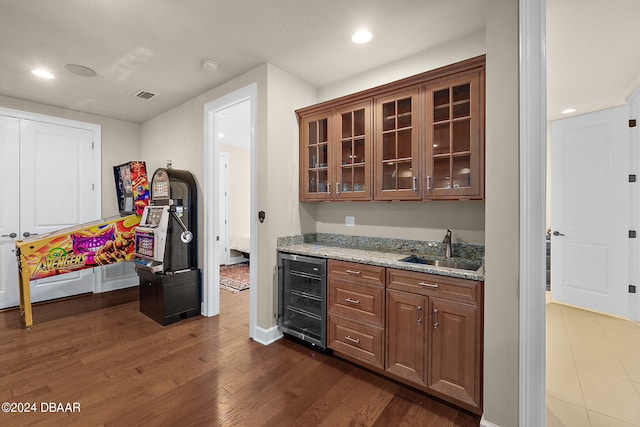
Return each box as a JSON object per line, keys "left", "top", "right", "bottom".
{"left": 443, "top": 228, "right": 452, "bottom": 258}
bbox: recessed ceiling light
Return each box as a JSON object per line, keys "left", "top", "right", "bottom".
{"left": 32, "top": 69, "right": 55, "bottom": 79}
{"left": 352, "top": 30, "right": 372, "bottom": 44}
{"left": 561, "top": 108, "right": 576, "bottom": 114}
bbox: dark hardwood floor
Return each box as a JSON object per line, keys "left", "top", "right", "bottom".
{"left": 0, "top": 288, "right": 479, "bottom": 426}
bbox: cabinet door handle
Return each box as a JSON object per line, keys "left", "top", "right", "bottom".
{"left": 417, "top": 305, "right": 423, "bottom": 325}
{"left": 413, "top": 176, "right": 418, "bottom": 192}
{"left": 433, "top": 308, "right": 439, "bottom": 329}
{"left": 1, "top": 232, "right": 17, "bottom": 238}
{"left": 345, "top": 269, "right": 361, "bottom": 276}
{"left": 418, "top": 282, "right": 439, "bottom": 289}
{"left": 327, "top": 182, "right": 331, "bottom": 195}
{"left": 336, "top": 182, "right": 340, "bottom": 195}
{"left": 344, "top": 335, "right": 360, "bottom": 345}
{"left": 426, "top": 175, "right": 432, "bottom": 191}
{"left": 344, "top": 298, "right": 360, "bottom": 305}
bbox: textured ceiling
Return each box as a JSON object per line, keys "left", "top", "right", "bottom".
{"left": 0, "top": 1, "right": 638, "bottom": 125}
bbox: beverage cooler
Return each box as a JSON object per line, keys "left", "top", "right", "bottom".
{"left": 277, "top": 252, "right": 327, "bottom": 348}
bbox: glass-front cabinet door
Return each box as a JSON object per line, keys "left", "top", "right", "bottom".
{"left": 335, "top": 100, "right": 372, "bottom": 200}
{"left": 374, "top": 87, "right": 421, "bottom": 200}
{"left": 300, "top": 111, "right": 333, "bottom": 201}
{"left": 425, "top": 70, "right": 483, "bottom": 199}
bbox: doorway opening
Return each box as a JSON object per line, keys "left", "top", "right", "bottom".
{"left": 203, "top": 84, "right": 257, "bottom": 339}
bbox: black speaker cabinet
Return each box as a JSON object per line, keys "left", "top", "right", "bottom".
{"left": 138, "top": 268, "right": 201, "bottom": 325}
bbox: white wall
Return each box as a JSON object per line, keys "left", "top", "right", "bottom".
{"left": 0, "top": 94, "right": 141, "bottom": 217}
{"left": 310, "top": 31, "right": 487, "bottom": 245}
{"left": 484, "top": 0, "right": 520, "bottom": 425}
{"left": 140, "top": 63, "right": 317, "bottom": 328}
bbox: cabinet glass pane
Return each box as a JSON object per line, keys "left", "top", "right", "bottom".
{"left": 397, "top": 161, "right": 413, "bottom": 189}
{"left": 353, "top": 166, "right": 365, "bottom": 192}
{"left": 319, "top": 119, "right": 328, "bottom": 142}
{"left": 452, "top": 84, "right": 471, "bottom": 119}
{"left": 433, "top": 123, "right": 450, "bottom": 155}
{"left": 318, "top": 144, "right": 328, "bottom": 168}
{"left": 453, "top": 155, "right": 472, "bottom": 189}
{"left": 341, "top": 167, "right": 353, "bottom": 192}
{"left": 341, "top": 113, "right": 352, "bottom": 139}
{"left": 318, "top": 170, "right": 328, "bottom": 193}
{"left": 382, "top": 133, "right": 396, "bottom": 161}
{"left": 353, "top": 138, "right": 365, "bottom": 164}
{"left": 308, "top": 146, "right": 318, "bottom": 168}
{"left": 354, "top": 109, "right": 365, "bottom": 136}
{"left": 397, "top": 98, "right": 412, "bottom": 128}
{"left": 308, "top": 171, "right": 317, "bottom": 192}
{"left": 397, "top": 129, "right": 412, "bottom": 159}
{"left": 382, "top": 162, "right": 396, "bottom": 190}
{"left": 453, "top": 120, "right": 471, "bottom": 153}
{"left": 309, "top": 121, "right": 317, "bottom": 145}
{"left": 341, "top": 140, "right": 352, "bottom": 165}
{"left": 433, "top": 88, "right": 450, "bottom": 122}
{"left": 433, "top": 157, "right": 451, "bottom": 189}
{"left": 382, "top": 102, "right": 396, "bottom": 131}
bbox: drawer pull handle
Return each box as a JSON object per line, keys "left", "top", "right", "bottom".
{"left": 419, "top": 282, "right": 439, "bottom": 289}
{"left": 344, "top": 298, "right": 360, "bottom": 305}
{"left": 346, "top": 269, "right": 361, "bottom": 276}
{"left": 345, "top": 335, "right": 360, "bottom": 345}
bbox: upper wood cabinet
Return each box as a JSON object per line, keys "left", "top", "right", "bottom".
{"left": 297, "top": 55, "right": 485, "bottom": 202}
{"left": 374, "top": 87, "right": 421, "bottom": 201}
{"left": 424, "top": 69, "right": 484, "bottom": 200}
{"left": 299, "top": 101, "right": 372, "bottom": 201}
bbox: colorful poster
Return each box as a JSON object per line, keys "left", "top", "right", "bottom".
{"left": 17, "top": 215, "right": 140, "bottom": 281}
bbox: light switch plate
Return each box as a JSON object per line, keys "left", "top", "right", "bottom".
{"left": 345, "top": 216, "right": 355, "bottom": 227}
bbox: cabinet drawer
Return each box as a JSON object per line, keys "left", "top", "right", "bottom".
{"left": 328, "top": 260, "right": 385, "bottom": 286}
{"left": 387, "top": 268, "right": 482, "bottom": 304}
{"left": 328, "top": 279, "right": 384, "bottom": 326}
{"left": 328, "top": 314, "right": 384, "bottom": 369}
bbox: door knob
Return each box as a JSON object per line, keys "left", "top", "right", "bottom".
{"left": 552, "top": 231, "right": 565, "bottom": 236}
{"left": 22, "top": 231, "right": 38, "bottom": 238}
{"left": 1, "top": 232, "right": 17, "bottom": 238}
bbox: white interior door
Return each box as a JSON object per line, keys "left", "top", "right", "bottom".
{"left": 19, "top": 119, "right": 97, "bottom": 303}
{"left": 551, "top": 105, "right": 630, "bottom": 317}
{"left": 0, "top": 116, "right": 20, "bottom": 308}
{"left": 218, "top": 152, "right": 229, "bottom": 265}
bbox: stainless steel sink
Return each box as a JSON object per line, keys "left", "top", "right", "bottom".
{"left": 399, "top": 255, "right": 481, "bottom": 271}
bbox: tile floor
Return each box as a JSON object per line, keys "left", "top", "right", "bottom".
{"left": 546, "top": 294, "right": 640, "bottom": 426}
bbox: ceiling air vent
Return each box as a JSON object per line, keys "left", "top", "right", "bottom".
{"left": 133, "top": 90, "right": 157, "bottom": 100}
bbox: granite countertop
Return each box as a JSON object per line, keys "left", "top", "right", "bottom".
{"left": 277, "top": 238, "right": 485, "bottom": 282}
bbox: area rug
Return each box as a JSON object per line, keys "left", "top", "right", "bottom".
{"left": 220, "top": 262, "right": 250, "bottom": 293}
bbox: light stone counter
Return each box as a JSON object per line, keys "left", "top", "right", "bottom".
{"left": 277, "top": 242, "right": 485, "bottom": 282}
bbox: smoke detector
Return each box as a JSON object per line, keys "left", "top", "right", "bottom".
{"left": 201, "top": 59, "right": 218, "bottom": 72}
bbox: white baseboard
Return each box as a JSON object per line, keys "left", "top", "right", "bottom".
{"left": 252, "top": 324, "right": 283, "bottom": 346}
{"left": 480, "top": 417, "right": 501, "bottom": 427}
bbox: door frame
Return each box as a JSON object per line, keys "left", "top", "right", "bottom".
{"left": 203, "top": 83, "right": 257, "bottom": 339}
{"left": 518, "top": 0, "right": 546, "bottom": 425}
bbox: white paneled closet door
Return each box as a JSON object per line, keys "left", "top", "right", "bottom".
{"left": 0, "top": 116, "right": 20, "bottom": 309}
{"left": 0, "top": 113, "right": 100, "bottom": 309}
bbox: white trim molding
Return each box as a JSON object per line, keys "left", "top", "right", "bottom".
{"left": 252, "top": 325, "right": 284, "bottom": 346}
{"left": 519, "top": 0, "right": 547, "bottom": 425}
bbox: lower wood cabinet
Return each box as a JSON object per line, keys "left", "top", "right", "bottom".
{"left": 327, "top": 260, "right": 484, "bottom": 415}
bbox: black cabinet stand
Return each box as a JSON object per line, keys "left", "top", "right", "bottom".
{"left": 138, "top": 268, "right": 201, "bottom": 325}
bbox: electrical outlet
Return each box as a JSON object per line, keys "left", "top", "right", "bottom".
{"left": 345, "top": 216, "right": 355, "bottom": 227}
